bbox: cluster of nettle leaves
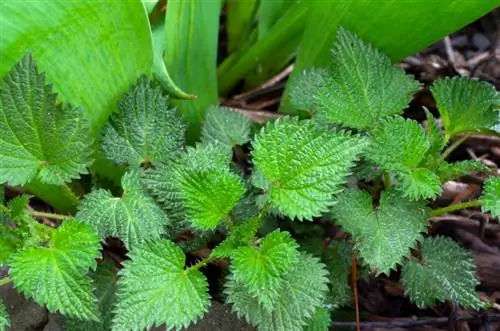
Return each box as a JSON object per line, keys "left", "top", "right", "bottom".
{"left": 0, "top": 28, "right": 499, "bottom": 331}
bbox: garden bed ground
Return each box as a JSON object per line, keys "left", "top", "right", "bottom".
{"left": 2, "top": 8, "right": 500, "bottom": 331}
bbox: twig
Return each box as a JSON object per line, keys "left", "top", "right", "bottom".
{"left": 233, "top": 64, "right": 294, "bottom": 100}
{"left": 430, "top": 200, "right": 482, "bottom": 217}
{"left": 331, "top": 313, "right": 500, "bottom": 329}
{"left": 29, "top": 210, "right": 72, "bottom": 221}
{"left": 351, "top": 256, "right": 361, "bottom": 331}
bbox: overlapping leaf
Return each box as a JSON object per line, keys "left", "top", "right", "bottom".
{"left": 0, "top": 54, "right": 93, "bottom": 186}
{"left": 288, "top": 68, "right": 329, "bottom": 116}
{"left": 76, "top": 170, "right": 168, "bottom": 249}
{"left": 305, "top": 307, "right": 331, "bottom": 331}
{"left": 424, "top": 110, "right": 446, "bottom": 157}
{"left": 102, "top": 76, "right": 185, "bottom": 167}
{"left": 252, "top": 117, "right": 366, "bottom": 220}
{"left": 112, "top": 239, "right": 210, "bottom": 331}
{"left": 481, "top": 176, "right": 500, "bottom": 218}
{"left": 231, "top": 230, "right": 299, "bottom": 309}
{"left": 0, "top": 300, "right": 9, "bottom": 331}
{"left": 9, "top": 220, "right": 101, "bottom": 320}
{"left": 331, "top": 189, "right": 428, "bottom": 274}
{"left": 401, "top": 236, "right": 483, "bottom": 309}
{"left": 226, "top": 252, "right": 329, "bottom": 331}
{"left": 211, "top": 217, "right": 262, "bottom": 258}
{"left": 314, "top": 27, "right": 420, "bottom": 129}
{"left": 324, "top": 240, "right": 352, "bottom": 307}
{"left": 437, "top": 160, "right": 489, "bottom": 183}
{"left": 431, "top": 76, "right": 498, "bottom": 139}
{"left": 201, "top": 105, "right": 251, "bottom": 148}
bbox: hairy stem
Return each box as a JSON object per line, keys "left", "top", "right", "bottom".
{"left": 30, "top": 210, "right": 72, "bottom": 220}
{"left": 188, "top": 256, "right": 214, "bottom": 272}
{"left": 441, "top": 134, "right": 470, "bottom": 160}
{"left": 430, "top": 200, "right": 482, "bottom": 217}
{"left": 0, "top": 277, "right": 12, "bottom": 286}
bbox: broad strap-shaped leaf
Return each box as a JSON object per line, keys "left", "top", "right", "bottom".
{"left": 331, "top": 189, "right": 428, "bottom": 274}
{"left": 0, "top": 300, "right": 9, "bottom": 331}
{"left": 76, "top": 170, "right": 168, "bottom": 250}
{"left": 252, "top": 117, "right": 366, "bottom": 220}
{"left": 231, "top": 230, "right": 300, "bottom": 309}
{"left": 102, "top": 76, "right": 185, "bottom": 167}
{"left": 112, "top": 239, "right": 210, "bottom": 331}
{"left": 201, "top": 105, "right": 252, "bottom": 148}
{"left": 481, "top": 176, "right": 500, "bottom": 218}
{"left": 367, "top": 117, "right": 440, "bottom": 200}
{"left": 431, "top": 76, "right": 498, "bottom": 140}
{"left": 437, "top": 160, "right": 489, "bottom": 183}
{"left": 324, "top": 240, "right": 353, "bottom": 307}
{"left": 0, "top": 54, "right": 93, "bottom": 186}
{"left": 226, "top": 251, "right": 330, "bottom": 331}
{"left": 64, "top": 260, "right": 117, "bottom": 331}
{"left": 9, "top": 220, "right": 101, "bottom": 320}
{"left": 401, "top": 236, "right": 484, "bottom": 309}
{"left": 314, "top": 27, "right": 420, "bottom": 129}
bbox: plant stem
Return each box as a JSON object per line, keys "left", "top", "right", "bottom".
{"left": 0, "top": 277, "right": 12, "bottom": 286}
{"left": 383, "top": 172, "right": 391, "bottom": 190}
{"left": 30, "top": 210, "right": 72, "bottom": 220}
{"left": 430, "top": 199, "right": 482, "bottom": 217}
{"left": 188, "top": 256, "right": 214, "bottom": 272}
{"left": 441, "top": 134, "right": 470, "bottom": 161}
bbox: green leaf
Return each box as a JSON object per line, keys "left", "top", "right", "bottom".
{"left": 0, "top": 300, "right": 9, "bottom": 331}
{"left": 201, "top": 106, "right": 252, "bottom": 149}
{"left": 424, "top": 109, "right": 446, "bottom": 157}
{"left": 231, "top": 230, "right": 300, "bottom": 309}
{"left": 0, "top": 54, "right": 93, "bottom": 186}
{"left": 64, "top": 260, "right": 117, "bottom": 331}
{"left": 281, "top": 2, "right": 498, "bottom": 112}
{"left": 314, "top": 27, "right": 420, "bottom": 129}
{"left": 211, "top": 217, "right": 262, "bottom": 259}
{"left": 324, "top": 240, "right": 352, "bottom": 307}
{"left": 112, "top": 239, "right": 210, "bottom": 331}
{"left": 397, "top": 168, "right": 441, "bottom": 201}
{"left": 226, "top": 0, "right": 258, "bottom": 53}
{"left": 305, "top": 307, "right": 331, "bottom": 331}
{"left": 164, "top": 0, "right": 222, "bottom": 142}
{"left": 288, "top": 68, "right": 329, "bottom": 117}
{"left": 437, "top": 160, "right": 489, "bottom": 183}
{"left": 102, "top": 76, "right": 185, "bottom": 167}
{"left": 481, "top": 176, "right": 500, "bottom": 218}
{"left": 9, "top": 220, "right": 101, "bottom": 320}
{"left": 331, "top": 189, "right": 428, "bottom": 274}
{"left": 252, "top": 117, "right": 366, "bottom": 220}
{"left": 76, "top": 170, "right": 168, "bottom": 250}
{"left": 226, "top": 251, "right": 330, "bottom": 331}
{"left": 431, "top": 76, "right": 498, "bottom": 139}
{"left": 401, "top": 236, "right": 483, "bottom": 309}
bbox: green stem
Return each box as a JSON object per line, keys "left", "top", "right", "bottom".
{"left": 0, "top": 277, "right": 12, "bottom": 286}
{"left": 430, "top": 199, "right": 482, "bottom": 217}
{"left": 30, "top": 210, "right": 72, "bottom": 220}
{"left": 188, "top": 256, "right": 214, "bottom": 272}
{"left": 383, "top": 172, "right": 391, "bottom": 190}
{"left": 441, "top": 134, "right": 470, "bottom": 161}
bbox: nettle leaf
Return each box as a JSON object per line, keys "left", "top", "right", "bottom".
{"left": 102, "top": 76, "right": 185, "bottom": 167}
{"left": 112, "top": 239, "right": 210, "bottom": 331}
{"left": 64, "top": 260, "right": 117, "bottom": 331}
{"left": 288, "top": 68, "right": 329, "bottom": 116}
{"left": 226, "top": 251, "right": 329, "bottom": 331}
{"left": 431, "top": 76, "right": 498, "bottom": 139}
{"left": 481, "top": 176, "right": 500, "bottom": 218}
{"left": 0, "top": 299, "right": 9, "bottom": 331}
{"left": 231, "top": 230, "right": 300, "bottom": 309}
{"left": 367, "top": 117, "right": 440, "bottom": 200}
{"left": 324, "top": 240, "right": 352, "bottom": 307}
{"left": 331, "top": 189, "right": 428, "bottom": 274}
{"left": 76, "top": 170, "right": 168, "bottom": 250}
{"left": 424, "top": 109, "right": 445, "bottom": 157}
{"left": 211, "top": 217, "right": 261, "bottom": 258}
{"left": 437, "top": 160, "right": 489, "bottom": 183}
{"left": 0, "top": 54, "right": 93, "bottom": 186}
{"left": 9, "top": 220, "right": 100, "bottom": 320}
{"left": 401, "top": 236, "right": 483, "bottom": 309}
{"left": 252, "top": 117, "right": 366, "bottom": 220}
{"left": 305, "top": 307, "right": 331, "bottom": 331}
{"left": 314, "top": 27, "right": 420, "bottom": 129}
{"left": 171, "top": 144, "right": 245, "bottom": 230}
{"left": 201, "top": 105, "right": 251, "bottom": 148}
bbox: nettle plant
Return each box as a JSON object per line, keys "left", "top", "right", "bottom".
{"left": 1, "top": 27, "right": 499, "bottom": 331}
